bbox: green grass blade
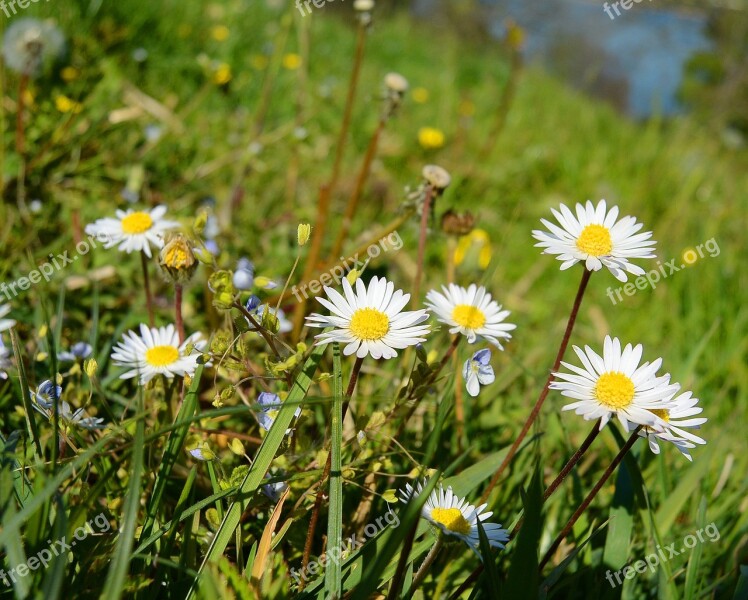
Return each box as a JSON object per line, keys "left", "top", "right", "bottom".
{"left": 10, "top": 328, "right": 43, "bottom": 459}
{"left": 100, "top": 395, "right": 146, "bottom": 600}
{"left": 187, "top": 340, "right": 326, "bottom": 598}
{"left": 324, "top": 342, "right": 344, "bottom": 599}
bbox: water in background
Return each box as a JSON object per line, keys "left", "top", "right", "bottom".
{"left": 414, "top": 0, "right": 714, "bottom": 117}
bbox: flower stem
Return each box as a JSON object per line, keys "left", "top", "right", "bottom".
{"left": 329, "top": 115, "right": 386, "bottom": 261}
{"left": 410, "top": 536, "right": 444, "bottom": 593}
{"left": 300, "top": 356, "right": 365, "bottom": 587}
{"left": 175, "top": 284, "right": 184, "bottom": 344}
{"left": 509, "top": 420, "right": 601, "bottom": 538}
{"left": 539, "top": 426, "right": 641, "bottom": 570}
{"left": 141, "top": 251, "right": 155, "bottom": 327}
{"left": 480, "top": 268, "right": 592, "bottom": 503}
{"left": 293, "top": 23, "right": 367, "bottom": 341}
{"left": 412, "top": 185, "right": 435, "bottom": 309}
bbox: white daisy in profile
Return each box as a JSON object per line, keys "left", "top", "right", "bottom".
{"left": 532, "top": 199, "right": 656, "bottom": 282}
{"left": 305, "top": 276, "right": 430, "bottom": 360}
{"left": 0, "top": 304, "right": 16, "bottom": 333}
{"left": 551, "top": 335, "right": 679, "bottom": 431}
{"left": 110, "top": 324, "right": 206, "bottom": 384}
{"left": 400, "top": 480, "right": 509, "bottom": 554}
{"left": 631, "top": 390, "right": 707, "bottom": 461}
{"left": 85, "top": 205, "right": 179, "bottom": 258}
{"left": 425, "top": 284, "right": 515, "bottom": 349}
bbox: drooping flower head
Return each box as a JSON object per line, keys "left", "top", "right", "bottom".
{"left": 110, "top": 324, "right": 206, "bottom": 384}
{"left": 532, "top": 200, "right": 656, "bottom": 282}
{"left": 399, "top": 480, "right": 509, "bottom": 554}
{"left": 425, "top": 284, "right": 515, "bottom": 349}
{"left": 462, "top": 349, "right": 495, "bottom": 397}
{"left": 84, "top": 205, "right": 179, "bottom": 258}
{"left": 306, "top": 276, "right": 430, "bottom": 360}
{"left": 631, "top": 390, "right": 707, "bottom": 461}
{"left": 551, "top": 335, "right": 679, "bottom": 431}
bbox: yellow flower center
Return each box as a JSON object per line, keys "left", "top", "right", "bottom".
{"left": 121, "top": 211, "right": 154, "bottom": 234}
{"left": 650, "top": 408, "right": 670, "bottom": 422}
{"left": 452, "top": 304, "right": 486, "bottom": 330}
{"left": 594, "top": 372, "right": 635, "bottom": 409}
{"left": 145, "top": 345, "right": 179, "bottom": 367}
{"left": 576, "top": 224, "right": 612, "bottom": 256}
{"left": 349, "top": 308, "right": 390, "bottom": 341}
{"left": 431, "top": 507, "right": 471, "bottom": 535}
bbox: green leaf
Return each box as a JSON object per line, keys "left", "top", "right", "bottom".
{"left": 602, "top": 450, "right": 635, "bottom": 571}
{"left": 504, "top": 467, "right": 543, "bottom": 597}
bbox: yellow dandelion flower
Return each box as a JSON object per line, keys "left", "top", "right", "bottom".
{"left": 411, "top": 87, "right": 429, "bottom": 103}
{"left": 213, "top": 63, "right": 232, "bottom": 85}
{"left": 454, "top": 229, "right": 492, "bottom": 269}
{"left": 210, "top": 25, "right": 230, "bottom": 41}
{"left": 55, "top": 95, "right": 83, "bottom": 114}
{"left": 61, "top": 66, "right": 79, "bottom": 82}
{"left": 418, "top": 127, "right": 445, "bottom": 150}
{"left": 282, "top": 53, "right": 301, "bottom": 70}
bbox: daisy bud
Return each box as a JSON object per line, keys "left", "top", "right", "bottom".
{"left": 159, "top": 233, "right": 198, "bottom": 284}
{"left": 422, "top": 164, "right": 451, "bottom": 191}
{"left": 229, "top": 438, "right": 245, "bottom": 456}
{"left": 84, "top": 358, "right": 98, "bottom": 379}
{"left": 297, "top": 223, "right": 311, "bottom": 246}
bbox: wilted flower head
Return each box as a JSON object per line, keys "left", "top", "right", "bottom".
{"left": 159, "top": 233, "right": 199, "bottom": 284}
{"left": 422, "top": 164, "right": 451, "bottom": 191}
{"left": 2, "top": 18, "right": 66, "bottom": 77}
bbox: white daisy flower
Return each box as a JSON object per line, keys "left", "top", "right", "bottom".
{"left": 84, "top": 205, "right": 179, "bottom": 258}
{"left": 551, "top": 335, "right": 679, "bottom": 431}
{"left": 462, "top": 349, "right": 495, "bottom": 397}
{"left": 532, "top": 199, "right": 656, "bottom": 282}
{"left": 425, "top": 284, "right": 515, "bottom": 349}
{"left": 110, "top": 324, "right": 206, "bottom": 384}
{"left": 305, "top": 276, "right": 430, "bottom": 360}
{"left": 0, "top": 304, "right": 16, "bottom": 333}
{"left": 399, "top": 481, "right": 509, "bottom": 554}
{"left": 631, "top": 390, "right": 707, "bottom": 462}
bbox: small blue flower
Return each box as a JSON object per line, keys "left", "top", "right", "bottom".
{"left": 245, "top": 295, "right": 261, "bottom": 313}
{"left": 462, "top": 349, "right": 495, "bottom": 397}
{"left": 58, "top": 342, "right": 93, "bottom": 362}
{"left": 261, "top": 478, "right": 288, "bottom": 502}
{"left": 233, "top": 258, "right": 255, "bottom": 290}
{"left": 30, "top": 379, "right": 62, "bottom": 409}
{"left": 255, "top": 392, "right": 301, "bottom": 434}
